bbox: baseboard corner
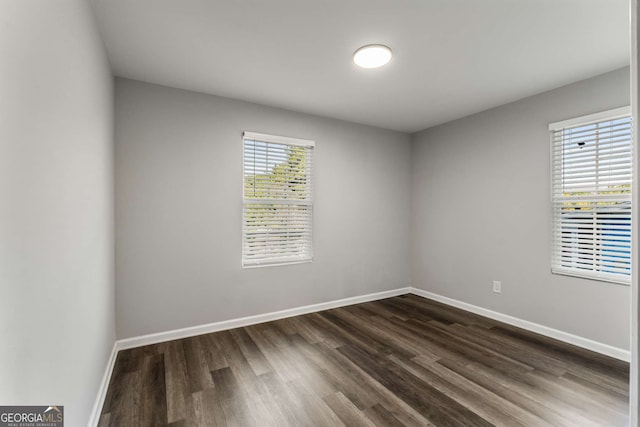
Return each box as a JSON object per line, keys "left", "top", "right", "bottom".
{"left": 87, "top": 341, "right": 119, "bottom": 427}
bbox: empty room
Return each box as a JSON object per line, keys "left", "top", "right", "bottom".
{"left": 2, "top": 0, "right": 640, "bottom": 426}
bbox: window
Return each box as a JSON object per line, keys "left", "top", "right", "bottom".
{"left": 550, "top": 107, "right": 632, "bottom": 284}
{"left": 242, "top": 132, "right": 314, "bottom": 267}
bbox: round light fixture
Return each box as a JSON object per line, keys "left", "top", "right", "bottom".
{"left": 353, "top": 44, "right": 392, "bottom": 69}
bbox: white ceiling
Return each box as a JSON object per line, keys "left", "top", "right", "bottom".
{"left": 93, "top": 0, "right": 630, "bottom": 133}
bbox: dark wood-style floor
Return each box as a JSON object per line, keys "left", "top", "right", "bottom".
{"left": 99, "top": 295, "right": 629, "bottom": 426}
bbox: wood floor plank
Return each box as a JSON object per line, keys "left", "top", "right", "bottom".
{"left": 383, "top": 296, "right": 469, "bottom": 326}
{"left": 523, "top": 369, "right": 628, "bottom": 425}
{"left": 229, "top": 328, "right": 273, "bottom": 376}
{"left": 258, "top": 370, "right": 320, "bottom": 426}
{"left": 399, "top": 294, "right": 498, "bottom": 328}
{"left": 363, "top": 403, "right": 405, "bottom": 427}
{"left": 162, "top": 340, "right": 193, "bottom": 424}
{"left": 297, "top": 313, "right": 346, "bottom": 348}
{"left": 192, "top": 387, "right": 226, "bottom": 427}
{"left": 197, "top": 333, "right": 229, "bottom": 372}
{"left": 365, "top": 314, "right": 442, "bottom": 361}
{"left": 329, "top": 306, "right": 417, "bottom": 359}
{"left": 183, "top": 337, "right": 215, "bottom": 394}
{"left": 557, "top": 372, "right": 629, "bottom": 414}
{"left": 406, "top": 320, "right": 533, "bottom": 375}
{"left": 287, "top": 379, "right": 347, "bottom": 427}
{"left": 97, "top": 412, "right": 110, "bottom": 427}
{"left": 251, "top": 378, "right": 297, "bottom": 426}
{"left": 441, "top": 358, "right": 603, "bottom": 426}
{"left": 107, "top": 371, "right": 141, "bottom": 427}
{"left": 460, "top": 323, "right": 569, "bottom": 376}
{"left": 276, "top": 315, "right": 322, "bottom": 344}
{"left": 309, "top": 339, "right": 436, "bottom": 426}
{"left": 140, "top": 353, "right": 168, "bottom": 426}
{"left": 562, "top": 370, "right": 629, "bottom": 401}
{"left": 101, "top": 351, "right": 137, "bottom": 414}
{"left": 390, "top": 354, "right": 545, "bottom": 427}
{"left": 323, "top": 392, "right": 376, "bottom": 427}
{"left": 338, "top": 343, "right": 494, "bottom": 426}
{"left": 493, "top": 324, "right": 629, "bottom": 380}
{"left": 393, "top": 316, "right": 536, "bottom": 378}
{"left": 289, "top": 333, "right": 379, "bottom": 410}
{"left": 249, "top": 329, "right": 338, "bottom": 399}
{"left": 100, "top": 295, "right": 629, "bottom": 426}
{"left": 210, "top": 367, "right": 240, "bottom": 401}
{"left": 243, "top": 325, "right": 309, "bottom": 385}
{"left": 214, "top": 331, "right": 266, "bottom": 399}
{"left": 312, "top": 311, "right": 384, "bottom": 355}
{"left": 357, "top": 299, "right": 411, "bottom": 321}
{"left": 217, "top": 396, "right": 257, "bottom": 427}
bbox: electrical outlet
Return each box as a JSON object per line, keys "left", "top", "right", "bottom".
{"left": 493, "top": 280, "right": 501, "bottom": 293}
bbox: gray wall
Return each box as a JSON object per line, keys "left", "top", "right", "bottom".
{"left": 411, "top": 67, "right": 631, "bottom": 350}
{"left": 0, "top": 0, "right": 115, "bottom": 425}
{"left": 115, "top": 78, "right": 412, "bottom": 339}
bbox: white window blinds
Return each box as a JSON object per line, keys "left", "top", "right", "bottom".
{"left": 242, "top": 132, "right": 314, "bottom": 267}
{"left": 549, "top": 107, "right": 632, "bottom": 284}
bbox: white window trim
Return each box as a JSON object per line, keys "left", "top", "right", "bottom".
{"left": 242, "top": 131, "right": 314, "bottom": 268}
{"left": 243, "top": 131, "right": 315, "bottom": 148}
{"left": 549, "top": 106, "right": 630, "bottom": 131}
{"left": 549, "top": 106, "right": 632, "bottom": 286}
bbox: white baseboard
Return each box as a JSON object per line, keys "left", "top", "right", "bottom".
{"left": 117, "top": 287, "right": 412, "bottom": 350}
{"left": 409, "top": 287, "right": 630, "bottom": 362}
{"left": 90, "top": 284, "right": 630, "bottom": 426}
{"left": 89, "top": 287, "right": 409, "bottom": 426}
{"left": 87, "top": 342, "right": 118, "bottom": 427}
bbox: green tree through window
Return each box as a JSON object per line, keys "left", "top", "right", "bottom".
{"left": 242, "top": 133, "right": 314, "bottom": 267}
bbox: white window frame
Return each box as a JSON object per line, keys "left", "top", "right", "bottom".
{"left": 242, "top": 131, "right": 314, "bottom": 268}
{"left": 549, "top": 106, "right": 632, "bottom": 285}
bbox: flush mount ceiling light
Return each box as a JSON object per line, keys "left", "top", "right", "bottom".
{"left": 353, "top": 44, "right": 392, "bottom": 69}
